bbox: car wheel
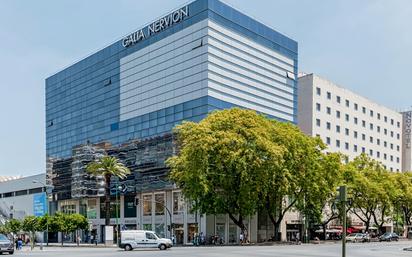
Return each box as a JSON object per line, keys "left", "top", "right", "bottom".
{"left": 124, "top": 244, "right": 132, "bottom": 251}
{"left": 159, "top": 244, "right": 167, "bottom": 250}
{"left": 9, "top": 251, "right": 14, "bottom": 255}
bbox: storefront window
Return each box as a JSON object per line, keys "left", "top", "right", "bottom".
{"left": 61, "top": 204, "right": 76, "bottom": 214}
{"left": 155, "top": 193, "right": 165, "bottom": 215}
{"left": 124, "top": 195, "right": 136, "bottom": 218}
{"left": 100, "top": 197, "right": 120, "bottom": 219}
{"left": 143, "top": 224, "right": 152, "bottom": 231}
{"left": 155, "top": 223, "right": 165, "bottom": 238}
{"left": 143, "top": 195, "right": 152, "bottom": 216}
{"left": 173, "top": 192, "right": 184, "bottom": 215}
{"left": 87, "top": 199, "right": 97, "bottom": 219}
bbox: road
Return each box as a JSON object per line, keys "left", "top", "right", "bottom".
{"left": 11, "top": 241, "right": 412, "bottom": 257}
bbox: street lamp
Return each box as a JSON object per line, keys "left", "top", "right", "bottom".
{"left": 115, "top": 184, "right": 122, "bottom": 246}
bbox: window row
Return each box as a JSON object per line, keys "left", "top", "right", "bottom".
{"left": 315, "top": 105, "right": 401, "bottom": 139}
{"left": 322, "top": 136, "right": 400, "bottom": 163}
{"left": 316, "top": 119, "right": 400, "bottom": 151}
{"left": 315, "top": 90, "right": 401, "bottom": 128}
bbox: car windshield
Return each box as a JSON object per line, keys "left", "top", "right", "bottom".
{"left": 348, "top": 233, "right": 357, "bottom": 237}
{"left": 0, "top": 234, "right": 8, "bottom": 241}
{"left": 153, "top": 233, "right": 161, "bottom": 239}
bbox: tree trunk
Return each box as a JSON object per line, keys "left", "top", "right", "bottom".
{"left": 322, "top": 224, "right": 327, "bottom": 240}
{"left": 227, "top": 213, "right": 247, "bottom": 243}
{"left": 61, "top": 232, "right": 64, "bottom": 246}
{"left": 105, "top": 174, "right": 111, "bottom": 226}
{"left": 268, "top": 213, "right": 282, "bottom": 241}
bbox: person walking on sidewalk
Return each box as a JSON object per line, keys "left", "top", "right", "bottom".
{"left": 239, "top": 232, "right": 244, "bottom": 246}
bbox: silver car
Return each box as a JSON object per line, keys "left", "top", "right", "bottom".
{"left": 0, "top": 234, "right": 14, "bottom": 255}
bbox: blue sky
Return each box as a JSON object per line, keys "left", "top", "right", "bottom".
{"left": 0, "top": 0, "right": 411, "bottom": 176}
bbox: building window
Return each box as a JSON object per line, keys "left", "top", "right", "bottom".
{"left": 327, "top": 92, "right": 331, "bottom": 99}
{"left": 336, "top": 111, "right": 341, "bottom": 118}
{"left": 354, "top": 145, "right": 358, "bottom": 152}
{"left": 397, "top": 133, "right": 400, "bottom": 139}
{"left": 370, "top": 136, "right": 373, "bottom": 143}
{"left": 316, "top": 103, "right": 321, "bottom": 111}
{"left": 345, "top": 114, "right": 349, "bottom": 121}
{"left": 370, "top": 123, "right": 373, "bottom": 130}
{"left": 345, "top": 100, "right": 350, "bottom": 107}
{"left": 336, "top": 96, "right": 341, "bottom": 103}
{"left": 362, "top": 107, "right": 366, "bottom": 114}
{"left": 397, "top": 145, "right": 400, "bottom": 151}
{"left": 384, "top": 141, "right": 387, "bottom": 147}
{"left": 377, "top": 113, "right": 381, "bottom": 120}
{"left": 397, "top": 121, "right": 400, "bottom": 128}
{"left": 336, "top": 140, "right": 340, "bottom": 148}
{"left": 377, "top": 139, "right": 380, "bottom": 145}
{"left": 391, "top": 131, "right": 394, "bottom": 137}
{"left": 345, "top": 142, "right": 349, "bottom": 150}
{"left": 326, "top": 137, "right": 331, "bottom": 145}
{"left": 173, "top": 191, "right": 184, "bottom": 215}
{"left": 354, "top": 131, "right": 358, "bottom": 138}
{"left": 390, "top": 143, "right": 394, "bottom": 150}
{"left": 143, "top": 194, "right": 152, "bottom": 216}
{"left": 377, "top": 151, "right": 380, "bottom": 158}
{"left": 336, "top": 125, "right": 341, "bottom": 133}
{"left": 316, "top": 119, "right": 321, "bottom": 127}
{"left": 377, "top": 126, "right": 381, "bottom": 133}
{"left": 369, "top": 149, "right": 373, "bottom": 156}
{"left": 384, "top": 116, "right": 388, "bottom": 122}
{"left": 354, "top": 103, "right": 358, "bottom": 110}
{"left": 397, "top": 157, "right": 400, "bottom": 163}
{"left": 384, "top": 128, "right": 387, "bottom": 135}
{"left": 155, "top": 193, "right": 165, "bottom": 215}
{"left": 345, "top": 128, "right": 349, "bottom": 136}
{"left": 362, "top": 120, "right": 366, "bottom": 127}
{"left": 384, "top": 153, "right": 387, "bottom": 160}
{"left": 362, "top": 134, "right": 366, "bottom": 140}
{"left": 326, "top": 122, "right": 331, "bottom": 130}
{"left": 391, "top": 119, "right": 394, "bottom": 125}
{"left": 316, "top": 87, "right": 321, "bottom": 95}
{"left": 354, "top": 117, "right": 358, "bottom": 124}
{"left": 390, "top": 155, "right": 394, "bottom": 162}
{"left": 327, "top": 107, "right": 331, "bottom": 114}
{"left": 370, "top": 110, "right": 374, "bottom": 117}
{"left": 362, "top": 147, "right": 366, "bottom": 153}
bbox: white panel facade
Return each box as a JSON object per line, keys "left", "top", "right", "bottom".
{"left": 119, "top": 20, "right": 210, "bottom": 121}
{"left": 205, "top": 20, "right": 295, "bottom": 122}
{"left": 119, "top": 19, "right": 296, "bottom": 122}
{"left": 298, "top": 74, "right": 402, "bottom": 171}
{"left": 402, "top": 111, "right": 412, "bottom": 171}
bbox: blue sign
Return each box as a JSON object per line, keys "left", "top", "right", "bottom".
{"left": 33, "top": 193, "right": 48, "bottom": 217}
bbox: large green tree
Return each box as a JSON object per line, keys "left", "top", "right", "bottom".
{"left": 167, "top": 108, "right": 283, "bottom": 238}
{"left": 345, "top": 154, "right": 394, "bottom": 233}
{"left": 87, "top": 156, "right": 130, "bottom": 226}
{"left": 21, "top": 216, "right": 41, "bottom": 250}
{"left": 263, "top": 121, "right": 342, "bottom": 241}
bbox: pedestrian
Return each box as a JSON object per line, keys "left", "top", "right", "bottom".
{"left": 295, "top": 232, "right": 300, "bottom": 244}
{"left": 17, "top": 238, "right": 23, "bottom": 250}
{"left": 239, "top": 232, "right": 244, "bottom": 245}
{"left": 172, "top": 234, "right": 176, "bottom": 245}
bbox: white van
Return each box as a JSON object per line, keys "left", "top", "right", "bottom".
{"left": 119, "top": 230, "right": 172, "bottom": 251}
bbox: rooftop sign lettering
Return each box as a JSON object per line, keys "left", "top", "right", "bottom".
{"left": 122, "top": 5, "right": 189, "bottom": 48}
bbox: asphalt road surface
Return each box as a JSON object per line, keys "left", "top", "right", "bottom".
{"left": 10, "top": 241, "right": 412, "bottom": 257}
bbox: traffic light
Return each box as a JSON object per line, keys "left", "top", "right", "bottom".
{"left": 134, "top": 197, "right": 139, "bottom": 206}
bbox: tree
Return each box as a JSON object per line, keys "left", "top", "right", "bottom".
{"left": 263, "top": 121, "right": 341, "bottom": 241}
{"left": 87, "top": 156, "right": 130, "bottom": 226}
{"left": 4, "top": 219, "right": 21, "bottom": 235}
{"left": 167, "top": 108, "right": 284, "bottom": 240}
{"left": 391, "top": 171, "right": 412, "bottom": 236}
{"left": 345, "top": 154, "right": 393, "bottom": 233}
{"left": 21, "top": 216, "right": 41, "bottom": 250}
{"left": 52, "top": 212, "right": 88, "bottom": 246}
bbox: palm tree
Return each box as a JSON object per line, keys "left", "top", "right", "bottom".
{"left": 87, "top": 156, "right": 130, "bottom": 226}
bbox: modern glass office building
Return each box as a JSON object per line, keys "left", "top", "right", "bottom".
{"left": 46, "top": 0, "right": 297, "bottom": 244}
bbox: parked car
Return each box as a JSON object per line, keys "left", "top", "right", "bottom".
{"left": 119, "top": 230, "right": 172, "bottom": 251}
{"left": 0, "top": 234, "right": 14, "bottom": 255}
{"left": 346, "top": 233, "right": 366, "bottom": 242}
{"left": 379, "top": 232, "right": 399, "bottom": 242}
